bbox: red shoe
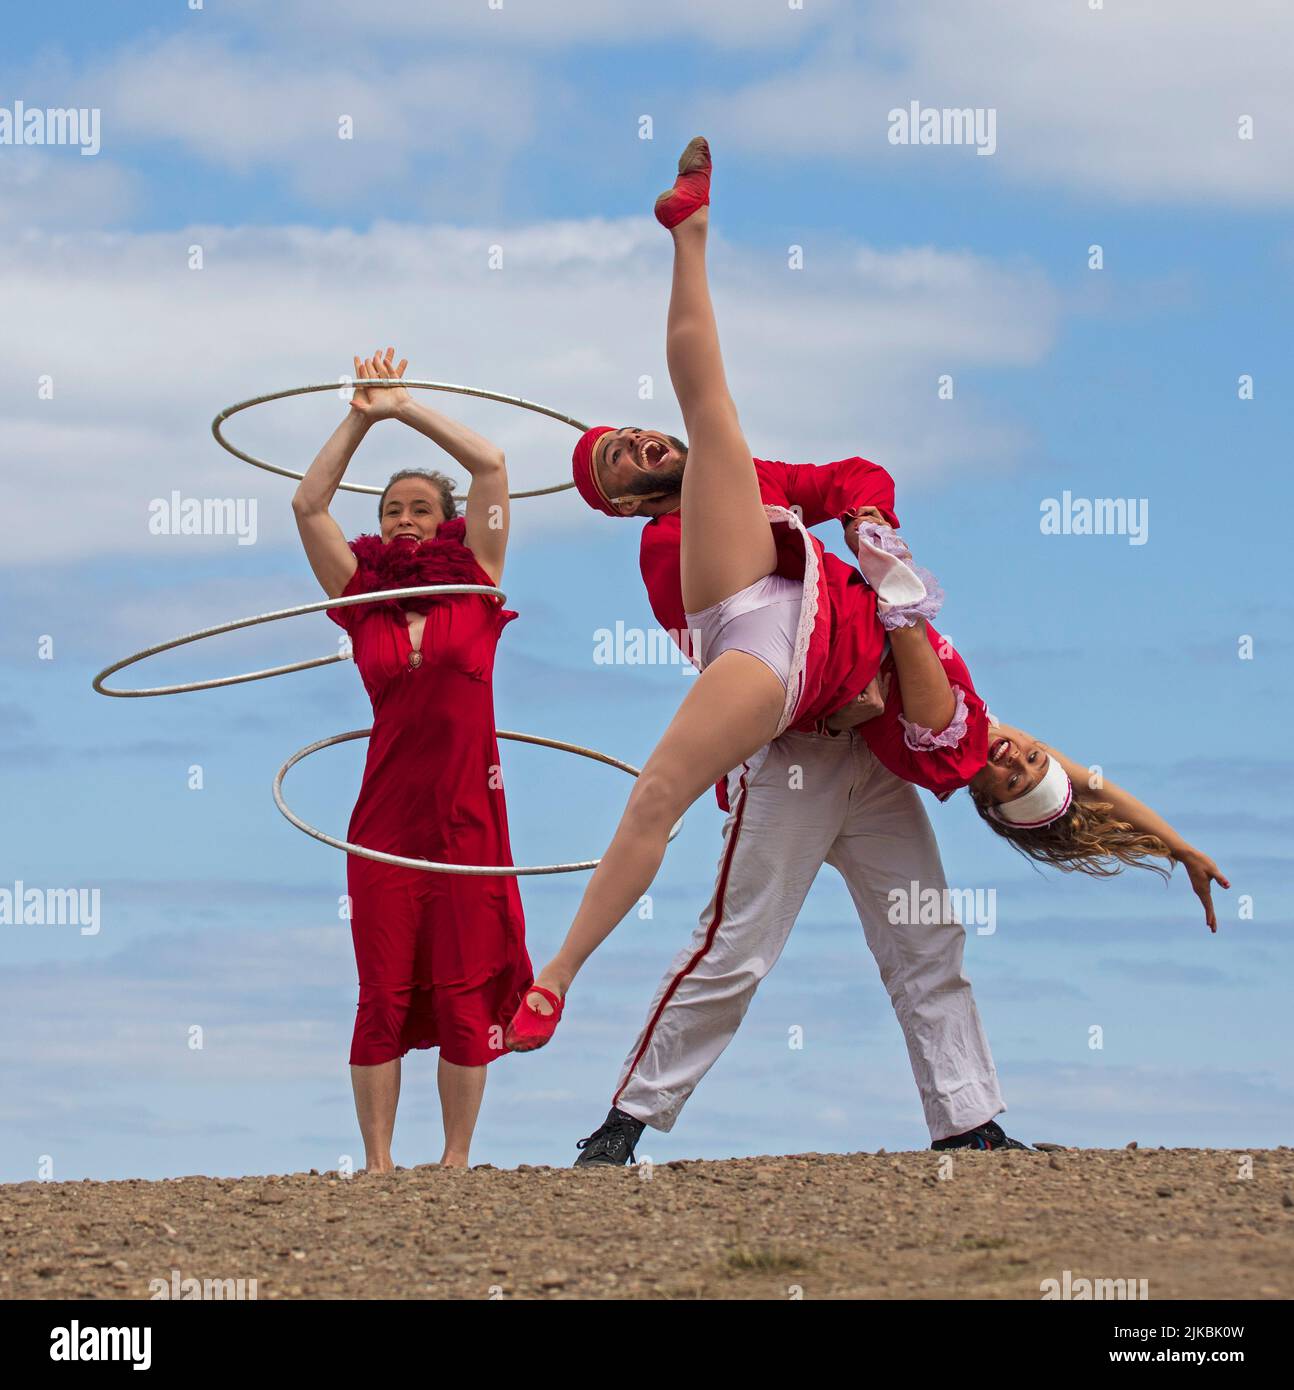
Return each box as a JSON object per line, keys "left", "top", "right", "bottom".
{"left": 654, "top": 136, "right": 711, "bottom": 229}
{"left": 505, "top": 984, "right": 564, "bottom": 1052}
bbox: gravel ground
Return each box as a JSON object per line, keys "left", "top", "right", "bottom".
{"left": 3, "top": 1147, "right": 1292, "bottom": 1300}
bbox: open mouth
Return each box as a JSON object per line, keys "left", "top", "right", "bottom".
{"left": 392, "top": 531, "right": 419, "bottom": 542}
{"left": 638, "top": 438, "right": 668, "bottom": 470}
{"left": 988, "top": 737, "right": 1012, "bottom": 765}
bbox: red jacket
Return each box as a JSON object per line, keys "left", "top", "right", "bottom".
{"left": 859, "top": 623, "right": 990, "bottom": 801}
{"left": 636, "top": 455, "right": 991, "bottom": 809}
{"left": 638, "top": 455, "right": 905, "bottom": 808}
{"left": 640, "top": 454, "right": 901, "bottom": 718}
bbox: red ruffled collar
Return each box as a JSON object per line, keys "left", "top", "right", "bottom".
{"left": 346, "top": 518, "right": 505, "bottom": 615}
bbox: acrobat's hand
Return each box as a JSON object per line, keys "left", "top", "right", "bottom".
{"left": 349, "top": 347, "right": 411, "bottom": 421}
{"left": 1173, "top": 847, "right": 1230, "bottom": 933}
{"left": 844, "top": 506, "right": 912, "bottom": 564}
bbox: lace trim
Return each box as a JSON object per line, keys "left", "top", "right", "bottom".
{"left": 854, "top": 519, "right": 911, "bottom": 558}
{"left": 879, "top": 564, "right": 945, "bottom": 629}
{"left": 899, "top": 684, "right": 970, "bottom": 752}
{"left": 764, "top": 504, "right": 820, "bottom": 737}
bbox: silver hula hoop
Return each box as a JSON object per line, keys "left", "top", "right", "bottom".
{"left": 211, "top": 379, "right": 587, "bottom": 499}
{"left": 274, "top": 727, "right": 685, "bottom": 876}
{"left": 90, "top": 584, "right": 505, "bottom": 698}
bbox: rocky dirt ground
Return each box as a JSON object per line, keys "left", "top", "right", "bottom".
{"left": 2, "top": 1147, "right": 1291, "bottom": 1300}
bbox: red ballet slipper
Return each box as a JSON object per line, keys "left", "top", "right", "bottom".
{"left": 654, "top": 136, "right": 711, "bottom": 229}
{"left": 504, "top": 983, "right": 564, "bottom": 1052}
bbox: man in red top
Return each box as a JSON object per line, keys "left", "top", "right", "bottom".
{"left": 566, "top": 424, "right": 1030, "bottom": 1162}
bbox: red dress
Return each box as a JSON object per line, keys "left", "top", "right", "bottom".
{"left": 326, "top": 519, "right": 532, "bottom": 1068}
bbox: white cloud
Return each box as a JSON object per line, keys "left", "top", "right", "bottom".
{"left": 45, "top": 32, "right": 540, "bottom": 208}
{"left": 0, "top": 152, "right": 138, "bottom": 232}
{"left": 223, "top": 0, "right": 848, "bottom": 48}
{"left": 698, "top": 0, "right": 1294, "bottom": 204}
{"left": 0, "top": 216, "right": 1059, "bottom": 566}
{"left": 5, "top": 2, "right": 1285, "bottom": 216}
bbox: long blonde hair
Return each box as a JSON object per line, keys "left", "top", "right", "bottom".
{"left": 970, "top": 790, "right": 1172, "bottom": 880}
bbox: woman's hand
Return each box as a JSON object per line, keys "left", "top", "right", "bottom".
{"left": 1171, "top": 847, "right": 1230, "bottom": 933}
{"left": 349, "top": 347, "right": 411, "bottom": 421}
{"left": 844, "top": 506, "right": 912, "bottom": 563}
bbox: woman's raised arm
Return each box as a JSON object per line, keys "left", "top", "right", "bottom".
{"left": 362, "top": 348, "right": 510, "bottom": 584}
{"left": 885, "top": 621, "right": 958, "bottom": 734}
{"left": 843, "top": 508, "right": 956, "bottom": 735}
{"left": 291, "top": 408, "right": 368, "bottom": 600}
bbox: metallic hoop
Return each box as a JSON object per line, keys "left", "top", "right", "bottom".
{"left": 274, "top": 727, "right": 685, "bottom": 876}
{"left": 90, "top": 584, "right": 505, "bottom": 698}
{"left": 211, "top": 380, "right": 587, "bottom": 500}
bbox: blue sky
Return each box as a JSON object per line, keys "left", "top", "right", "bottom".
{"left": 1, "top": 1, "right": 1291, "bottom": 1181}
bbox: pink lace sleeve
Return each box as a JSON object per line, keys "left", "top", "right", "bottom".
{"left": 899, "top": 684, "right": 970, "bottom": 752}
{"left": 854, "top": 520, "right": 910, "bottom": 557}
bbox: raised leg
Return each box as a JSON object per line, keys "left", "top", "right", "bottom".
{"left": 662, "top": 142, "right": 777, "bottom": 614}
{"left": 506, "top": 143, "right": 796, "bottom": 1049}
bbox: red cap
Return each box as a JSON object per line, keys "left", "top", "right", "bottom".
{"left": 571, "top": 425, "right": 620, "bottom": 516}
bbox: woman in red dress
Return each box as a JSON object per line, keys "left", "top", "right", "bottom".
{"left": 293, "top": 347, "right": 532, "bottom": 1171}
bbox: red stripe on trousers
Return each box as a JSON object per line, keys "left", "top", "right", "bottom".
{"left": 612, "top": 762, "right": 752, "bottom": 1110}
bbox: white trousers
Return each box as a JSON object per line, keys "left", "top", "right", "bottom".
{"left": 612, "top": 729, "right": 1005, "bottom": 1142}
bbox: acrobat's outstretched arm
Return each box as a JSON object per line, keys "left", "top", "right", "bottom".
{"left": 1050, "top": 747, "right": 1231, "bottom": 931}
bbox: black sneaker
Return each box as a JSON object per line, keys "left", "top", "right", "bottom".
{"left": 573, "top": 1106, "right": 646, "bottom": 1166}
{"left": 931, "top": 1119, "right": 1034, "bottom": 1152}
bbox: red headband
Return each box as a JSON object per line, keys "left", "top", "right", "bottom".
{"left": 571, "top": 425, "right": 620, "bottom": 516}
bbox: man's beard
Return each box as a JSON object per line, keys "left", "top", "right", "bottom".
{"left": 621, "top": 460, "right": 685, "bottom": 497}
